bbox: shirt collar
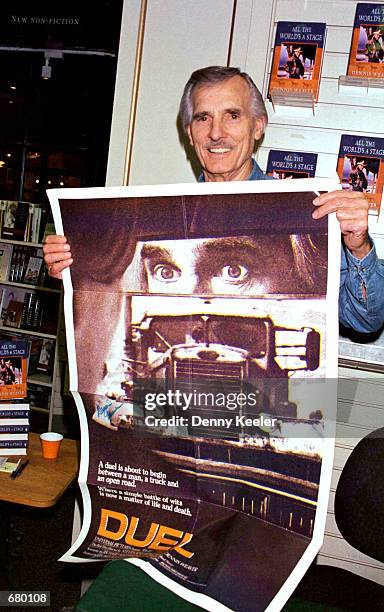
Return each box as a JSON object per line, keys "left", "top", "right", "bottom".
{"left": 197, "top": 158, "right": 264, "bottom": 182}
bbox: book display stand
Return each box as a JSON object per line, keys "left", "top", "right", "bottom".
{"left": 269, "top": 89, "right": 316, "bottom": 115}
{"left": 338, "top": 75, "right": 384, "bottom": 95}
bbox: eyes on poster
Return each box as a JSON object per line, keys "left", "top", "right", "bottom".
{"left": 48, "top": 179, "right": 340, "bottom": 612}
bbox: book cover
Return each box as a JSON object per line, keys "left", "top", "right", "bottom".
{"left": 22, "top": 256, "right": 43, "bottom": 285}
{"left": 0, "top": 340, "right": 28, "bottom": 399}
{"left": 347, "top": 4, "right": 384, "bottom": 79}
{"left": 0, "top": 286, "right": 27, "bottom": 328}
{"left": 26, "top": 337, "right": 44, "bottom": 375}
{"left": 1, "top": 202, "right": 30, "bottom": 241}
{"left": 266, "top": 150, "right": 318, "bottom": 178}
{"left": 0, "top": 243, "right": 13, "bottom": 282}
{"left": 336, "top": 134, "right": 384, "bottom": 214}
{"left": 268, "top": 22, "right": 327, "bottom": 102}
{"left": 36, "top": 338, "right": 55, "bottom": 375}
{"left": 1, "top": 201, "right": 18, "bottom": 239}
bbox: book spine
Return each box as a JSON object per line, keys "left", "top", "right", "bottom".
{"left": 32, "top": 295, "right": 43, "bottom": 330}
{"left": 0, "top": 433, "right": 28, "bottom": 440}
{"left": 21, "top": 292, "right": 33, "bottom": 330}
{"left": 0, "top": 440, "right": 28, "bottom": 448}
{"left": 0, "top": 425, "right": 29, "bottom": 433}
{"left": 0, "top": 418, "right": 29, "bottom": 425}
{"left": 0, "top": 448, "right": 26, "bottom": 455}
{"left": 9, "top": 245, "right": 19, "bottom": 282}
{"left": 0, "top": 410, "right": 30, "bottom": 417}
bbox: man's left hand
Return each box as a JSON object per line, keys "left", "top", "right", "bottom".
{"left": 312, "top": 191, "right": 371, "bottom": 260}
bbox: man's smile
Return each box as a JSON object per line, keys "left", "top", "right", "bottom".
{"left": 206, "top": 147, "right": 232, "bottom": 154}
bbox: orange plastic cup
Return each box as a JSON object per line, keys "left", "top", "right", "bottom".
{"left": 40, "top": 432, "right": 63, "bottom": 460}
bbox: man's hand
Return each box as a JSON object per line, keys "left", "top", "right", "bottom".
{"left": 312, "top": 191, "right": 371, "bottom": 260}
{"left": 43, "top": 235, "right": 73, "bottom": 279}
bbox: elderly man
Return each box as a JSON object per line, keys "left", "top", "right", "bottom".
{"left": 44, "top": 65, "right": 384, "bottom": 333}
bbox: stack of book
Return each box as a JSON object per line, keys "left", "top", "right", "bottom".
{"left": 0, "top": 403, "right": 30, "bottom": 455}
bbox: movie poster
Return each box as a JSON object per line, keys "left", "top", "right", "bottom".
{"left": 336, "top": 134, "right": 384, "bottom": 214}
{"left": 48, "top": 179, "right": 339, "bottom": 612}
{"left": 268, "top": 22, "right": 327, "bottom": 103}
{"left": 346, "top": 3, "right": 384, "bottom": 80}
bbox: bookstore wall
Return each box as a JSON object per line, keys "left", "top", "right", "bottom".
{"left": 108, "top": 0, "right": 384, "bottom": 588}
{"left": 233, "top": 0, "right": 384, "bottom": 585}
{"left": 0, "top": 2, "right": 122, "bottom": 432}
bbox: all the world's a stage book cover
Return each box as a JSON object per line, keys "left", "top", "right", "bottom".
{"left": 0, "top": 339, "right": 28, "bottom": 400}
{"left": 266, "top": 150, "right": 318, "bottom": 179}
{"left": 346, "top": 3, "right": 384, "bottom": 80}
{"left": 336, "top": 134, "right": 384, "bottom": 214}
{"left": 268, "top": 22, "right": 327, "bottom": 103}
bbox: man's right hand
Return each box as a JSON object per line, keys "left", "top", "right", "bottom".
{"left": 43, "top": 235, "right": 73, "bottom": 279}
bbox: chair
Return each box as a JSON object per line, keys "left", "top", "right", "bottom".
{"left": 76, "top": 429, "right": 384, "bottom": 611}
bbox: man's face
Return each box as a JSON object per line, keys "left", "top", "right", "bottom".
{"left": 139, "top": 236, "right": 299, "bottom": 295}
{"left": 187, "top": 76, "right": 264, "bottom": 182}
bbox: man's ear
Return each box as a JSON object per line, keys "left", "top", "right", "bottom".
{"left": 253, "top": 117, "right": 266, "bottom": 142}
{"left": 187, "top": 125, "right": 194, "bottom": 147}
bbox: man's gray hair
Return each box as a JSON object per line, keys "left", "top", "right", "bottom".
{"left": 179, "top": 65, "right": 268, "bottom": 133}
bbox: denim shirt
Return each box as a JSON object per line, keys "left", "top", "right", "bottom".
{"left": 199, "top": 159, "right": 384, "bottom": 333}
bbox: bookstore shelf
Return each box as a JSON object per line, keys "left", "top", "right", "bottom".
{"left": 0, "top": 325, "right": 56, "bottom": 340}
{"left": 338, "top": 76, "right": 384, "bottom": 94}
{"left": 0, "top": 238, "right": 43, "bottom": 248}
{"left": 0, "top": 235, "right": 62, "bottom": 429}
{"left": 2, "top": 280, "right": 60, "bottom": 294}
{"left": 27, "top": 372, "right": 53, "bottom": 388}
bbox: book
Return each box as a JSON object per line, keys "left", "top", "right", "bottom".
{"left": 266, "top": 150, "right": 318, "bottom": 178}
{"left": 0, "top": 408, "right": 30, "bottom": 418}
{"left": 0, "top": 440, "right": 28, "bottom": 451}
{"left": 268, "top": 22, "right": 327, "bottom": 103}
{"left": 22, "top": 256, "right": 43, "bottom": 285}
{"left": 0, "top": 403, "right": 29, "bottom": 455}
{"left": 336, "top": 134, "right": 384, "bottom": 214}
{"left": 0, "top": 340, "right": 28, "bottom": 400}
{"left": 347, "top": 4, "right": 384, "bottom": 80}
{"left": 37, "top": 338, "right": 55, "bottom": 375}
{"left": 1, "top": 201, "right": 18, "bottom": 239}
{"left": 0, "top": 286, "right": 27, "bottom": 328}
{"left": 1, "top": 202, "right": 30, "bottom": 241}
{"left": 0, "top": 244, "right": 13, "bottom": 282}
{"left": 0, "top": 457, "right": 22, "bottom": 473}
{"left": 0, "top": 421, "right": 29, "bottom": 433}
{"left": 27, "top": 337, "right": 44, "bottom": 375}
